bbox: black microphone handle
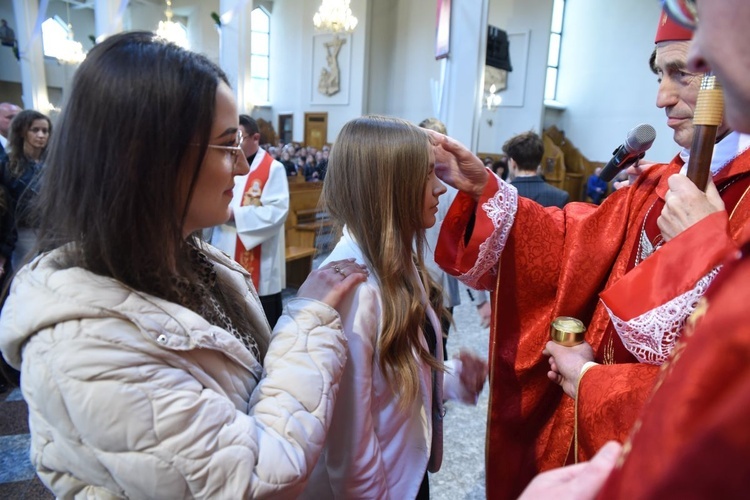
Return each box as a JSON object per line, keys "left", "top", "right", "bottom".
{"left": 599, "top": 146, "right": 627, "bottom": 182}
{"left": 599, "top": 150, "right": 644, "bottom": 183}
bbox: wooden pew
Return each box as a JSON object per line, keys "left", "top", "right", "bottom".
{"left": 544, "top": 125, "right": 606, "bottom": 203}
{"left": 285, "top": 246, "right": 317, "bottom": 289}
{"left": 284, "top": 181, "right": 335, "bottom": 288}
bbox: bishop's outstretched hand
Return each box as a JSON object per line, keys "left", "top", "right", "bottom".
{"left": 426, "top": 130, "right": 489, "bottom": 201}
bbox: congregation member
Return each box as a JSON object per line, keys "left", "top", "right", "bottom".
{"left": 432, "top": 9, "right": 750, "bottom": 498}
{"left": 0, "top": 109, "right": 51, "bottom": 271}
{"left": 302, "top": 153, "right": 321, "bottom": 181}
{"left": 493, "top": 156, "right": 509, "bottom": 181}
{"left": 279, "top": 149, "right": 298, "bottom": 177}
{"left": 211, "top": 114, "right": 289, "bottom": 328}
{"left": 586, "top": 167, "right": 608, "bottom": 204}
{"left": 301, "top": 115, "right": 487, "bottom": 499}
{"left": 0, "top": 31, "right": 367, "bottom": 499}
{"left": 0, "top": 102, "right": 20, "bottom": 158}
{"left": 506, "top": 130, "right": 569, "bottom": 208}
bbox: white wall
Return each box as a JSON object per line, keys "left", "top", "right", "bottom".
{"left": 270, "top": 0, "right": 369, "bottom": 144}
{"left": 477, "top": 0, "right": 553, "bottom": 154}
{"left": 268, "top": 0, "right": 306, "bottom": 135}
{"left": 366, "top": 0, "right": 441, "bottom": 123}
{"left": 441, "top": 0, "right": 488, "bottom": 148}
{"left": 551, "top": 0, "right": 678, "bottom": 163}
{"left": 0, "top": 0, "right": 684, "bottom": 161}
{"left": 366, "top": 0, "right": 487, "bottom": 149}
{"left": 364, "top": 0, "right": 396, "bottom": 117}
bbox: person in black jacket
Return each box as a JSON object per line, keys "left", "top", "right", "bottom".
{"left": 0, "top": 109, "right": 51, "bottom": 272}
{"left": 505, "top": 130, "right": 569, "bottom": 209}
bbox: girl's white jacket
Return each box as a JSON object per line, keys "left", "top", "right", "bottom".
{"left": 302, "top": 229, "right": 475, "bottom": 500}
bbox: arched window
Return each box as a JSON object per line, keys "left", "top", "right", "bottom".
{"left": 41, "top": 16, "right": 85, "bottom": 64}
{"left": 545, "top": 0, "right": 566, "bottom": 101}
{"left": 250, "top": 7, "right": 270, "bottom": 104}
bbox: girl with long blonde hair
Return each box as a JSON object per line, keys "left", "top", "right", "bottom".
{"left": 302, "top": 115, "right": 487, "bottom": 499}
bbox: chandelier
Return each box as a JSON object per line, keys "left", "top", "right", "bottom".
{"left": 44, "top": 1, "right": 86, "bottom": 65}
{"left": 313, "top": 0, "right": 358, "bottom": 34}
{"left": 156, "top": 0, "right": 189, "bottom": 49}
{"left": 57, "top": 32, "right": 86, "bottom": 64}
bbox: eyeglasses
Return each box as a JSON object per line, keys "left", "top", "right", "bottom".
{"left": 203, "top": 130, "right": 244, "bottom": 167}
{"left": 662, "top": 0, "right": 698, "bottom": 29}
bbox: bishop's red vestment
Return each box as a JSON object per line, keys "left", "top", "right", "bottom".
{"left": 597, "top": 214, "right": 750, "bottom": 498}
{"left": 436, "top": 146, "right": 750, "bottom": 498}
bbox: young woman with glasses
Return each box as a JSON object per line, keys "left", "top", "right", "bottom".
{"left": 0, "top": 31, "right": 367, "bottom": 498}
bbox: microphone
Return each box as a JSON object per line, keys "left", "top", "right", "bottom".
{"left": 599, "top": 124, "right": 656, "bottom": 182}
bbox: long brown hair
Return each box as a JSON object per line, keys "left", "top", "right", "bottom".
{"left": 323, "top": 115, "right": 443, "bottom": 410}
{"left": 30, "top": 32, "right": 265, "bottom": 355}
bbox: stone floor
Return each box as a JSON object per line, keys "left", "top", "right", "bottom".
{"left": 429, "top": 287, "right": 489, "bottom": 500}
{"left": 0, "top": 386, "right": 52, "bottom": 499}
{"left": 0, "top": 259, "right": 490, "bottom": 499}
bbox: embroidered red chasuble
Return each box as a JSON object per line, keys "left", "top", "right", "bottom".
{"left": 234, "top": 152, "right": 274, "bottom": 290}
{"left": 597, "top": 221, "right": 750, "bottom": 498}
{"left": 578, "top": 153, "right": 750, "bottom": 462}
{"left": 436, "top": 149, "right": 750, "bottom": 499}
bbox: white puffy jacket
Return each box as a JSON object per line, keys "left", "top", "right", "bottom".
{"left": 0, "top": 244, "right": 347, "bottom": 499}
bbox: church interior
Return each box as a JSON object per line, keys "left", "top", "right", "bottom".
{"left": 0, "top": 0, "right": 706, "bottom": 498}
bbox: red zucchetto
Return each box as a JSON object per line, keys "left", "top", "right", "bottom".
{"left": 655, "top": 8, "right": 693, "bottom": 43}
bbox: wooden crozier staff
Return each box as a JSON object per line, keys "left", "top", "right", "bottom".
{"left": 686, "top": 73, "right": 724, "bottom": 191}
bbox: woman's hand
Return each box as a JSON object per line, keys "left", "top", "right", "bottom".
{"left": 426, "top": 130, "right": 489, "bottom": 201}
{"left": 297, "top": 259, "right": 369, "bottom": 311}
{"left": 543, "top": 341, "right": 595, "bottom": 399}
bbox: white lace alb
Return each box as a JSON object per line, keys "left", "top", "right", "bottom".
{"left": 604, "top": 267, "right": 720, "bottom": 365}
{"left": 458, "top": 180, "right": 518, "bottom": 289}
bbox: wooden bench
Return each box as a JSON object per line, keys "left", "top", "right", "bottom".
{"left": 294, "top": 208, "right": 334, "bottom": 249}
{"left": 296, "top": 207, "right": 323, "bottom": 220}
{"left": 286, "top": 182, "right": 323, "bottom": 247}
{"left": 285, "top": 246, "right": 317, "bottom": 289}
{"left": 285, "top": 182, "right": 336, "bottom": 249}
{"left": 295, "top": 219, "right": 334, "bottom": 247}
{"left": 284, "top": 181, "right": 337, "bottom": 288}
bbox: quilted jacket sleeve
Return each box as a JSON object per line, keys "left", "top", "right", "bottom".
{"left": 22, "top": 298, "right": 347, "bottom": 500}
{"left": 247, "top": 297, "right": 349, "bottom": 498}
